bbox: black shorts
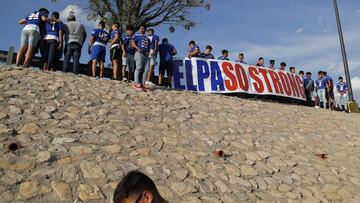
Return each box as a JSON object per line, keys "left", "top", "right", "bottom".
{"left": 159, "top": 61, "right": 173, "bottom": 76}
{"left": 110, "top": 46, "right": 122, "bottom": 61}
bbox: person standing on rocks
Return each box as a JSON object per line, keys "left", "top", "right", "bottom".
{"left": 132, "top": 25, "right": 150, "bottom": 91}
{"left": 113, "top": 170, "right": 168, "bottom": 203}
{"left": 62, "top": 13, "right": 87, "bottom": 74}
{"left": 303, "top": 72, "right": 314, "bottom": 106}
{"left": 89, "top": 21, "right": 109, "bottom": 78}
{"left": 109, "top": 23, "right": 123, "bottom": 80}
{"left": 42, "top": 12, "right": 63, "bottom": 72}
{"left": 121, "top": 25, "right": 136, "bottom": 82}
{"left": 145, "top": 28, "right": 160, "bottom": 87}
{"left": 158, "top": 38, "right": 177, "bottom": 87}
{"left": 16, "top": 8, "right": 50, "bottom": 68}
{"left": 315, "top": 71, "right": 327, "bottom": 108}
{"left": 336, "top": 76, "right": 348, "bottom": 112}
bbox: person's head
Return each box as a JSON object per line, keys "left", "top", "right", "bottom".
{"left": 338, "top": 76, "right": 344, "bottom": 82}
{"left": 205, "top": 45, "right": 212, "bottom": 54}
{"left": 98, "top": 21, "right": 106, "bottom": 29}
{"left": 258, "top": 57, "right": 264, "bottom": 65}
{"left": 39, "top": 8, "right": 49, "bottom": 16}
{"left": 238, "top": 53, "right": 244, "bottom": 61}
{"left": 189, "top": 40, "right": 196, "bottom": 48}
{"left": 113, "top": 171, "right": 167, "bottom": 203}
{"left": 222, "top": 49, "right": 229, "bottom": 57}
{"left": 299, "top": 70, "right": 304, "bottom": 77}
{"left": 67, "top": 12, "right": 76, "bottom": 22}
{"left": 306, "top": 72, "right": 312, "bottom": 78}
{"left": 323, "top": 71, "right": 328, "bottom": 76}
{"left": 51, "top": 12, "right": 60, "bottom": 20}
{"left": 280, "top": 62, "right": 286, "bottom": 70}
{"left": 269, "top": 59, "right": 275, "bottom": 67}
{"left": 162, "top": 38, "right": 169, "bottom": 44}
{"left": 147, "top": 28, "right": 154, "bottom": 36}
{"left": 126, "top": 25, "right": 135, "bottom": 36}
{"left": 139, "top": 25, "right": 147, "bottom": 34}
{"left": 289, "top": 67, "right": 296, "bottom": 73}
{"left": 318, "top": 71, "right": 323, "bottom": 78}
{"left": 112, "top": 23, "right": 120, "bottom": 31}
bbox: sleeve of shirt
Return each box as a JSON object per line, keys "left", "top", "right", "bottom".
{"left": 91, "top": 29, "right": 97, "bottom": 37}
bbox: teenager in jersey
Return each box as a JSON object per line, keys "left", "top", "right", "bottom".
{"left": 109, "top": 23, "right": 122, "bottom": 80}
{"left": 121, "top": 25, "right": 136, "bottom": 82}
{"left": 145, "top": 29, "right": 159, "bottom": 87}
{"left": 336, "top": 76, "right": 348, "bottom": 112}
{"left": 132, "top": 25, "right": 151, "bottom": 91}
{"left": 42, "top": 12, "right": 63, "bottom": 72}
{"left": 16, "top": 8, "right": 50, "bottom": 68}
{"left": 89, "top": 21, "right": 109, "bottom": 78}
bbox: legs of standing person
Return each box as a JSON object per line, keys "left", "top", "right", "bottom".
{"left": 16, "top": 30, "right": 29, "bottom": 66}
{"left": 127, "top": 55, "right": 135, "bottom": 81}
{"left": 319, "top": 89, "right": 327, "bottom": 109}
{"left": 122, "top": 56, "right": 127, "bottom": 81}
{"left": 99, "top": 61, "right": 104, "bottom": 78}
{"left": 47, "top": 40, "right": 59, "bottom": 71}
{"left": 111, "top": 47, "right": 120, "bottom": 80}
{"left": 63, "top": 44, "right": 72, "bottom": 72}
{"left": 92, "top": 60, "right": 97, "bottom": 77}
{"left": 73, "top": 43, "right": 81, "bottom": 74}
{"left": 112, "top": 59, "right": 119, "bottom": 80}
{"left": 42, "top": 40, "right": 50, "bottom": 71}
{"left": 166, "top": 61, "right": 173, "bottom": 88}
{"left": 146, "top": 54, "right": 156, "bottom": 84}
{"left": 23, "top": 31, "right": 39, "bottom": 68}
{"left": 142, "top": 56, "right": 149, "bottom": 86}
{"left": 158, "top": 62, "right": 165, "bottom": 86}
{"left": 134, "top": 52, "right": 143, "bottom": 85}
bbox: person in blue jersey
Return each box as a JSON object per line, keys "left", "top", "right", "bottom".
{"left": 256, "top": 57, "right": 265, "bottom": 67}
{"left": 315, "top": 71, "right": 327, "bottom": 108}
{"left": 16, "top": 8, "right": 50, "bottom": 68}
{"left": 42, "top": 12, "right": 63, "bottom": 72}
{"left": 158, "top": 38, "right": 177, "bottom": 87}
{"left": 89, "top": 21, "right": 109, "bottom": 78}
{"left": 199, "top": 45, "right": 215, "bottom": 59}
{"left": 336, "top": 76, "right": 348, "bottom": 112}
{"left": 109, "top": 23, "right": 122, "bottom": 80}
{"left": 145, "top": 29, "right": 160, "bottom": 87}
{"left": 303, "top": 72, "right": 314, "bottom": 106}
{"left": 188, "top": 41, "right": 200, "bottom": 58}
{"left": 323, "top": 71, "right": 335, "bottom": 110}
{"left": 218, "top": 50, "right": 230, "bottom": 61}
{"left": 131, "top": 25, "right": 151, "bottom": 91}
{"left": 121, "top": 25, "right": 136, "bottom": 82}
{"left": 236, "top": 53, "right": 246, "bottom": 64}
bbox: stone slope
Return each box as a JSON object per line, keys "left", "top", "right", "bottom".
{"left": 0, "top": 65, "right": 360, "bottom": 203}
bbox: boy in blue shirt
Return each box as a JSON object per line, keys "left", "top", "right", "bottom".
{"left": 121, "top": 25, "right": 136, "bottom": 82}
{"left": 218, "top": 50, "right": 230, "bottom": 61}
{"left": 131, "top": 25, "right": 151, "bottom": 91}
{"left": 199, "top": 45, "right": 215, "bottom": 59}
{"left": 109, "top": 23, "right": 122, "bottom": 80}
{"left": 158, "top": 38, "right": 177, "bottom": 87}
{"left": 323, "top": 71, "right": 334, "bottom": 110}
{"left": 188, "top": 41, "right": 200, "bottom": 58}
{"left": 336, "top": 76, "right": 348, "bottom": 112}
{"left": 303, "top": 72, "right": 314, "bottom": 106}
{"left": 315, "top": 71, "right": 327, "bottom": 108}
{"left": 89, "top": 21, "right": 109, "bottom": 78}
{"left": 42, "top": 12, "right": 63, "bottom": 72}
{"left": 145, "top": 29, "right": 160, "bottom": 87}
{"left": 16, "top": 8, "right": 50, "bottom": 68}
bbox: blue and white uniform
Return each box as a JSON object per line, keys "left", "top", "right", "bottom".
{"left": 21, "top": 11, "right": 48, "bottom": 47}
{"left": 110, "top": 29, "right": 122, "bottom": 61}
{"left": 336, "top": 82, "right": 348, "bottom": 107}
{"left": 24, "top": 11, "right": 47, "bottom": 33}
{"left": 316, "top": 77, "right": 327, "bottom": 107}
{"left": 91, "top": 29, "right": 109, "bottom": 62}
{"left": 148, "top": 34, "right": 159, "bottom": 66}
{"left": 122, "top": 34, "right": 136, "bottom": 71}
{"left": 44, "top": 22, "right": 63, "bottom": 42}
{"left": 133, "top": 34, "right": 150, "bottom": 84}
{"left": 110, "top": 30, "right": 121, "bottom": 49}
{"left": 189, "top": 45, "right": 200, "bottom": 57}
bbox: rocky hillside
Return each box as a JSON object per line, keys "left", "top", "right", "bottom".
{"left": 0, "top": 64, "right": 360, "bottom": 203}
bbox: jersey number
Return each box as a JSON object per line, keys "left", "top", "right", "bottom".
{"left": 28, "top": 13, "right": 39, "bottom": 20}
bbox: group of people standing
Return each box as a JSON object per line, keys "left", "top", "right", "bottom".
{"left": 15, "top": 8, "right": 177, "bottom": 91}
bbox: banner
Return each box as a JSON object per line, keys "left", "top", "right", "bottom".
{"left": 172, "top": 58, "right": 306, "bottom": 101}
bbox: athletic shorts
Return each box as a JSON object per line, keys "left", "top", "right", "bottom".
{"left": 148, "top": 49, "right": 157, "bottom": 66}
{"left": 20, "top": 30, "right": 40, "bottom": 47}
{"left": 110, "top": 46, "right": 122, "bottom": 61}
{"left": 122, "top": 54, "right": 135, "bottom": 72}
{"left": 159, "top": 61, "right": 173, "bottom": 76}
{"left": 91, "top": 45, "right": 106, "bottom": 62}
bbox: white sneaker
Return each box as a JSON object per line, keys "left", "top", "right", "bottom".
{"left": 122, "top": 77, "right": 128, "bottom": 82}
{"left": 145, "top": 81, "right": 156, "bottom": 87}
{"left": 315, "top": 106, "right": 320, "bottom": 109}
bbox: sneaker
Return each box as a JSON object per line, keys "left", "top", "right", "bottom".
{"left": 122, "top": 77, "right": 128, "bottom": 82}
{"left": 145, "top": 81, "right": 156, "bottom": 87}
{"left": 315, "top": 106, "right": 320, "bottom": 109}
{"left": 132, "top": 84, "right": 143, "bottom": 91}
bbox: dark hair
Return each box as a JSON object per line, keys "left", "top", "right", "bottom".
{"left": 318, "top": 71, "right": 323, "bottom": 75}
{"left": 126, "top": 25, "right": 135, "bottom": 31}
{"left": 189, "top": 40, "right": 196, "bottom": 45}
{"left": 269, "top": 59, "right": 275, "bottom": 63}
{"left": 162, "top": 38, "right": 168, "bottom": 43}
{"left": 280, "top": 62, "right": 286, "bottom": 66}
{"left": 239, "top": 53, "right": 244, "bottom": 56}
{"left": 206, "top": 45, "right": 212, "bottom": 51}
{"left": 99, "top": 21, "right": 106, "bottom": 28}
{"left": 258, "top": 57, "right": 264, "bottom": 60}
{"left": 113, "top": 22, "right": 120, "bottom": 28}
{"left": 323, "top": 71, "right": 327, "bottom": 75}
{"left": 290, "top": 67, "right": 295, "bottom": 71}
{"left": 113, "top": 171, "right": 160, "bottom": 203}
{"left": 39, "top": 8, "right": 49, "bottom": 14}
{"left": 148, "top": 28, "right": 154, "bottom": 33}
{"left": 299, "top": 71, "right": 304, "bottom": 75}
{"left": 222, "top": 49, "right": 229, "bottom": 55}
{"left": 338, "top": 76, "right": 343, "bottom": 80}
{"left": 306, "top": 72, "right": 312, "bottom": 75}
{"left": 52, "top": 12, "right": 60, "bottom": 20}
{"left": 139, "top": 24, "right": 146, "bottom": 29}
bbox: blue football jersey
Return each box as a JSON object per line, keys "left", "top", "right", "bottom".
{"left": 91, "top": 29, "right": 109, "bottom": 45}
{"left": 134, "top": 34, "right": 150, "bottom": 54}
{"left": 23, "top": 11, "right": 47, "bottom": 32}
{"left": 123, "top": 35, "right": 136, "bottom": 55}
{"left": 44, "top": 22, "right": 63, "bottom": 41}
{"left": 110, "top": 30, "right": 121, "bottom": 45}
{"left": 148, "top": 35, "right": 159, "bottom": 50}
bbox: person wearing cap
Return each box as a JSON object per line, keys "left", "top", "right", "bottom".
{"left": 268, "top": 59, "right": 275, "bottom": 70}
{"left": 279, "top": 62, "right": 286, "bottom": 71}
{"left": 63, "top": 12, "right": 87, "bottom": 74}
